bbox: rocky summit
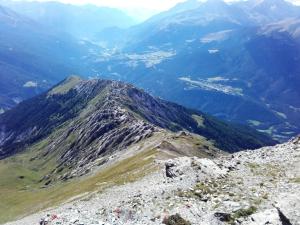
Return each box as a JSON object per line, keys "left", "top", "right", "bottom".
{"left": 4, "top": 136, "right": 299, "bottom": 225}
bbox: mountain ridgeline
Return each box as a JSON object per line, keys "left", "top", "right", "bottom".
{"left": 0, "top": 76, "right": 274, "bottom": 163}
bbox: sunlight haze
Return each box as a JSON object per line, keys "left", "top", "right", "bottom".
{"left": 10, "top": 0, "right": 300, "bottom": 20}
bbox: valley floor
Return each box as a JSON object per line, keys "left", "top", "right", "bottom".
{"left": 4, "top": 137, "right": 300, "bottom": 225}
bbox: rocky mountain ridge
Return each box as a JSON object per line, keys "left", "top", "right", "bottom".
{"left": 5, "top": 136, "right": 299, "bottom": 225}
{"left": 0, "top": 76, "right": 274, "bottom": 158}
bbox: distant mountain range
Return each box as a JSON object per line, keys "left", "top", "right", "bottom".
{"left": 0, "top": 0, "right": 136, "bottom": 39}
{"left": 92, "top": 0, "right": 300, "bottom": 141}
{"left": 0, "top": 0, "right": 299, "bottom": 141}
{"left": 0, "top": 4, "right": 105, "bottom": 111}
{"left": 0, "top": 1, "right": 137, "bottom": 112}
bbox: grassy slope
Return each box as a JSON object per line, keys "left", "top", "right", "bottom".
{"left": 0, "top": 147, "right": 158, "bottom": 224}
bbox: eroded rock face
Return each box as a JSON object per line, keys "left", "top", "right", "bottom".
{"left": 40, "top": 105, "right": 157, "bottom": 180}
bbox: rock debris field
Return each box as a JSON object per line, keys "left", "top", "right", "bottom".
{"left": 5, "top": 137, "right": 300, "bottom": 225}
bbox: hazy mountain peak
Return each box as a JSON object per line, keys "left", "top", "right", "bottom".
{"left": 197, "top": 0, "right": 230, "bottom": 14}
{"left": 0, "top": 0, "right": 136, "bottom": 38}
{"left": 172, "top": 0, "right": 202, "bottom": 10}
{"left": 247, "top": 0, "right": 300, "bottom": 22}
{"left": 203, "top": 0, "right": 227, "bottom": 6}
{"left": 206, "top": 0, "right": 226, "bottom": 3}
{"left": 0, "top": 5, "right": 17, "bottom": 20}
{"left": 254, "top": 0, "right": 289, "bottom": 5}
{"left": 254, "top": 0, "right": 292, "bottom": 7}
